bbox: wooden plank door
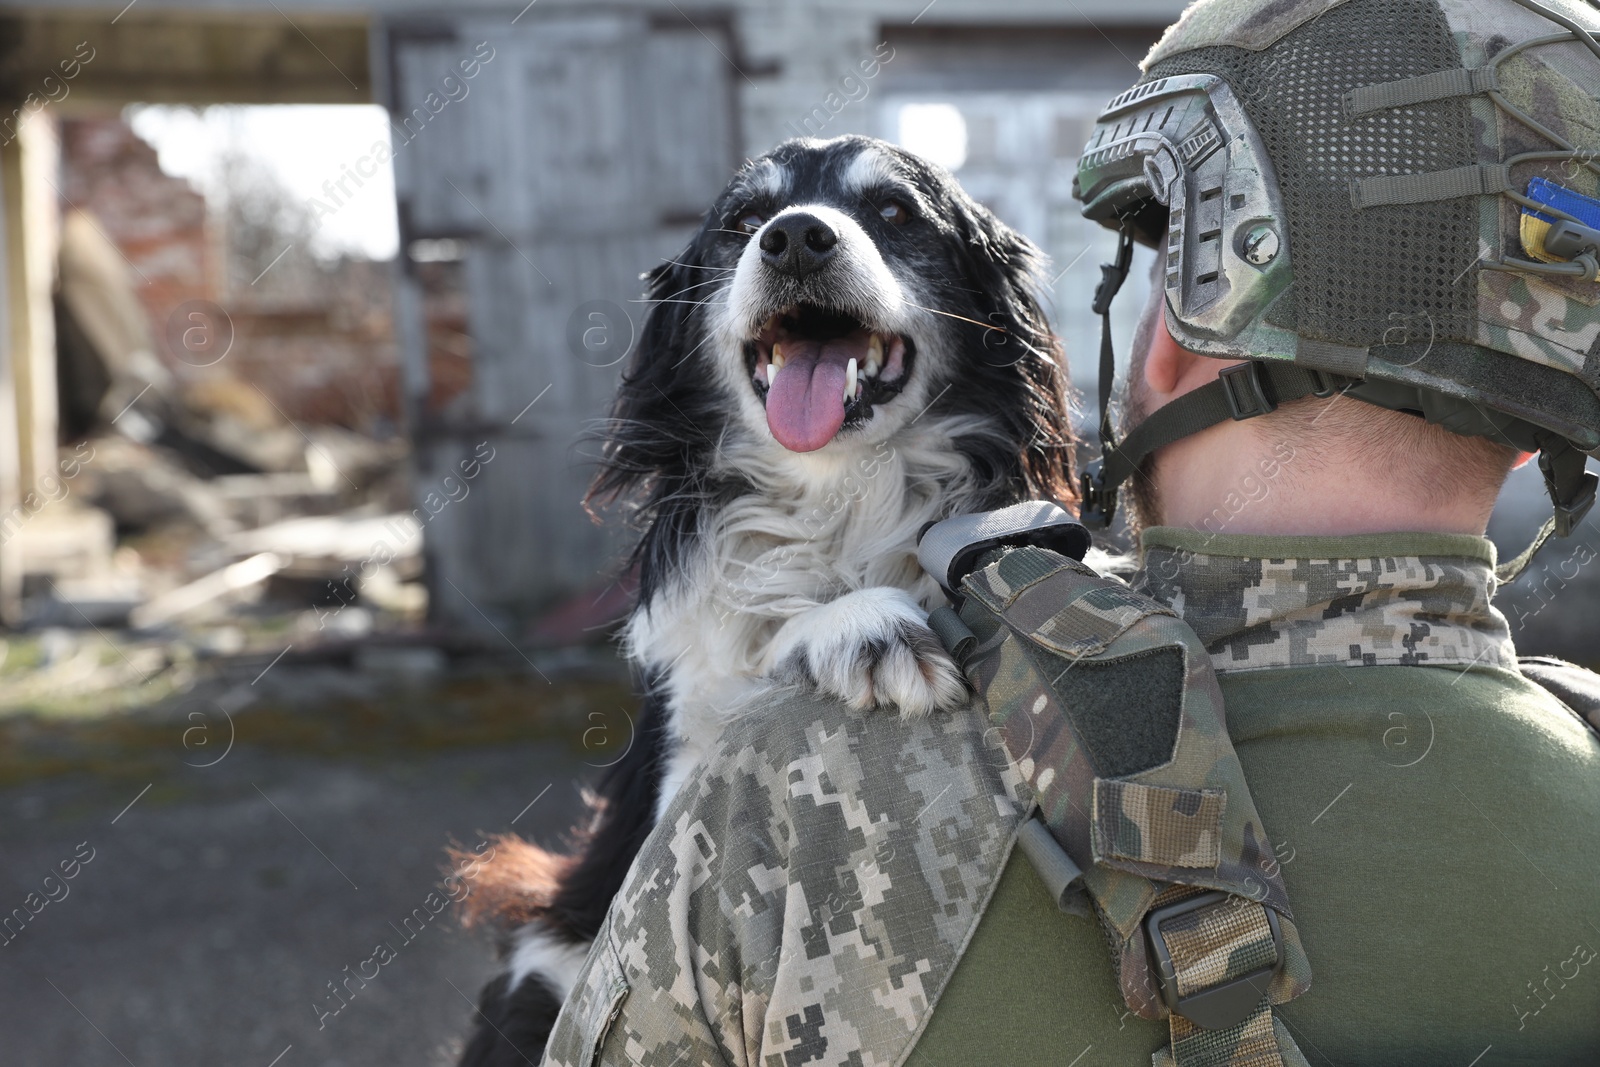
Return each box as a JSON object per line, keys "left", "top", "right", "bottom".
{"left": 382, "top": 11, "right": 735, "bottom": 633}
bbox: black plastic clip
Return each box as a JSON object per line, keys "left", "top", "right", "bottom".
{"left": 1544, "top": 219, "right": 1600, "bottom": 261}
{"left": 1092, "top": 230, "right": 1136, "bottom": 317}
{"left": 1146, "top": 891, "right": 1283, "bottom": 1031}
{"left": 1079, "top": 460, "right": 1115, "bottom": 530}
{"left": 1539, "top": 440, "right": 1599, "bottom": 538}
{"left": 1306, "top": 369, "right": 1338, "bottom": 398}
{"left": 1219, "top": 361, "right": 1277, "bottom": 420}
{"left": 1553, "top": 470, "right": 1598, "bottom": 538}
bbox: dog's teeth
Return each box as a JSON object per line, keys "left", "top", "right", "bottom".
{"left": 865, "top": 335, "right": 883, "bottom": 377}
{"left": 845, "top": 357, "right": 858, "bottom": 404}
{"left": 771, "top": 343, "right": 785, "bottom": 371}
{"left": 768, "top": 363, "right": 780, "bottom": 389}
{"left": 884, "top": 335, "right": 907, "bottom": 381}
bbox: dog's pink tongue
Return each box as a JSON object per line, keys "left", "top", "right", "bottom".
{"left": 766, "top": 341, "right": 849, "bottom": 452}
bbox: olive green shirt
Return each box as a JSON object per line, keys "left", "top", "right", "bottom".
{"left": 917, "top": 530, "right": 1600, "bottom": 1065}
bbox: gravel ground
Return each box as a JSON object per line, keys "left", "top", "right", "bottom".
{"left": 0, "top": 704, "right": 598, "bottom": 1067}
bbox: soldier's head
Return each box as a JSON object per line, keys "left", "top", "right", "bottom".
{"left": 1073, "top": 0, "right": 1600, "bottom": 547}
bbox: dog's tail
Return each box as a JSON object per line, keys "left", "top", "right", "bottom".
{"left": 455, "top": 695, "right": 669, "bottom": 1066}
{"left": 450, "top": 832, "right": 578, "bottom": 931}
{"left": 452, "top": 831, "right": 593, "bottom": 1067}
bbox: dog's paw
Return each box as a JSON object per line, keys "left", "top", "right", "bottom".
{"left": 767, "top": 587, "right": 967, "bottom": 717}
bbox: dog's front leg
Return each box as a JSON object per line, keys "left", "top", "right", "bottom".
{"left": 765, "top": 587, "right": 967, "bottom": 717}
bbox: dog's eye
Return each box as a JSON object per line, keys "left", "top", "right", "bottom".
{"left": 878, "top": 199, "right": 912, "bottom": 225}
{"left": 736, "top": 211, "right": 766, "bottom": 234}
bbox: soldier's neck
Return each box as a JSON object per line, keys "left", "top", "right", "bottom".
{"left": 1143, "top": 416, "right": 1499, "bottom": 537}
{"left": 1131, "top": 319, "right": 1508, "bottom": 537}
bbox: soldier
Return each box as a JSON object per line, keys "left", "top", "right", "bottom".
{"left": 542, "top": 0, "right": 1600, "bottom": 1063}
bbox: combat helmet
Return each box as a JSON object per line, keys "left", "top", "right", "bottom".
{"left": 1074, "top": 0, "right": 1600, "bottom": 575}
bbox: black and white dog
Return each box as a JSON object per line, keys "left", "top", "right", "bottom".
{"left": 457, "top": 134, "right": 1075, "bottom": 1065}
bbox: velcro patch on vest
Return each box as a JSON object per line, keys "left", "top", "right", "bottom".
{"left": 1092, "top": 780, "right": 1225, "bottom": 870}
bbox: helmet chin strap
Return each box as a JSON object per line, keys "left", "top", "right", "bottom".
{"left": 1078, "top": 227, "right": 1343, "bottom": 530}
{"left": 1079, "top": 228, "right": 1135, "bottom": 529}
{"left": 1073, "top": 231, "right": 1596, "bottom": 583}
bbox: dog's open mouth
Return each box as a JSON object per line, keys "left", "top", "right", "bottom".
{"left": 745, "top": 304, "right": 914, "bottom": 452}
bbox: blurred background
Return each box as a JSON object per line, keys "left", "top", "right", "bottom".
{"left": 0, "top": 1, "right": 1591, "bottom": 1065}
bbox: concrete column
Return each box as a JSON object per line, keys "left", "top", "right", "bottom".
{"left": 0, "top": 110, "right": 51, "bottom": 624}
{"left": 1, "top": 110, "right": 59, "bottom": 499}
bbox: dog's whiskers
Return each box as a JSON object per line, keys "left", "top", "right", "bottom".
{"left": 632, "top": 297, "right": 728, "bottom": 308}
{"left": 658, "top": 276, "right": 733, "bottom": 302}
{"left": 902, "top": 300, "right": 1008, "bottom": 333}
{"left": 664, "top": 260, "right": 736, "bottom": 272}
{"left": 670, "top": 324, "right": 720, "bottom": 369}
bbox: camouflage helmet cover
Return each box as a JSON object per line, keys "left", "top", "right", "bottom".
{"left": 1074, "top": 0, "right": 1600, "bottom": 534}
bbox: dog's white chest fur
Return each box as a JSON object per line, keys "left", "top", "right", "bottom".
{"left": 626, "top": 425, "right": 981, "bottom": 815}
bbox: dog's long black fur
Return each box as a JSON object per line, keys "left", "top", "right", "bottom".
{"left": 456, "top": 135, "right": 1076, "bottom": 1066}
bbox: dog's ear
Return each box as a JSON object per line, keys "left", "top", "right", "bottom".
{"left": 584, "top": 249, "right": 709, "bottom": 513}
{"left": 946, "top": 200, "right": 1078, "bottom": 506}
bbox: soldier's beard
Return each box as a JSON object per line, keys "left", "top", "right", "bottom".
{"left": 1120, "top": 297, "right": 1166, "bottom": 535}
{"left": 1122, "top": 376, "right": 1162, "bottom": 535}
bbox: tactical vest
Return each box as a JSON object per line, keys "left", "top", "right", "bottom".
{"left": 919, "top": 503, "right": 1314, "bottom": 1067}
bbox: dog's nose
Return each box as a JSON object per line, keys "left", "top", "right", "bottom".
{"left": 759, "top": 213, "right": 838, "bottom": 277}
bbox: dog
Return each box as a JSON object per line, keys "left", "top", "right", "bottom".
{"left": 455, "top": 134, "right": 1076, "bottom": 1066}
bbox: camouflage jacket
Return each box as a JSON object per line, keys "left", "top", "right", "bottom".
{"left": 543, "top": 529, "right": 1518, "bottom": 1067}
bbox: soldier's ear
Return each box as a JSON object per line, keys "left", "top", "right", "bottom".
{"left": 1143, "top": 313, "right": 1215, "bottom": 403}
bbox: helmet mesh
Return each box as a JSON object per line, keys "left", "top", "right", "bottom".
{"left": 1146, "top": 0, "right": 1479, "bottom": 349}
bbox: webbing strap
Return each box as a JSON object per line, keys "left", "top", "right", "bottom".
{"left": 1294, "top": 338, "right": 1369, "bottom": 378}
{"left": 1342, "top": 67, "right": 1498, "bottom": 118}
{"left": 1157, "top": 1010, "right": 1308, "bottom": 1067}
{"left": 1080, "top": 229, "right": 1137, "bottom": 527}
{"left": 1147, "top": 890, "right": 1309, "bottom": 1067}
{"left": 1099, "top": 362, "right": 1342, "bottom": 493}
{"left": 1350, "top": 164, "right": 1510, "bottom": 209}
{"left": 916, "top": 500, "right": 1089, "bottom": 597}
{"left": 1495, "top": 515, "right": 1558, "bottom": 586}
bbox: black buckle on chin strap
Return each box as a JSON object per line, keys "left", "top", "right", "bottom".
{"left": 1557, "top": 474, "right": 1599, "bottom": 538}
{"left": 1093, "top": 232, "right": 1135, "bottom": 317}
{"left": 1146, "top": 890, "right": 1284, "bottom": 1031}
{"left": 1079, "top": 460, "right": 1114, "bottom": 530}
{"left": 1541, "top": 445, "right": 1599, "bottom": 538}
{"left": 1218, "top": 362, "right": 1277, "bottom": 421}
